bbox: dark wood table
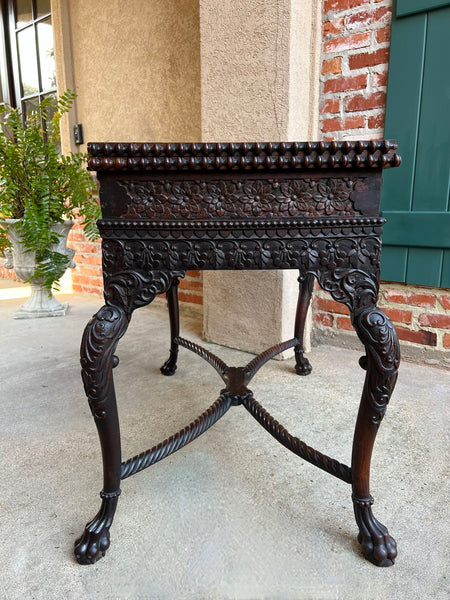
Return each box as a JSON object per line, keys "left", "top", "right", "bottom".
{"left": 75, "top": 140, "right": 401, "bottom": 567}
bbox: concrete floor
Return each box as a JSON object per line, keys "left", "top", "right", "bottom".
{"left": 0, "top": 282, "right": 449, "bottom": 600}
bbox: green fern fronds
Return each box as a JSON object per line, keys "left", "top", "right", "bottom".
{"left": 0, "top": 91, "right": 100, "bottom": 289}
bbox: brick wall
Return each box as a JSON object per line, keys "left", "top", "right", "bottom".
{"left": 319, "top": 0, "right": 449, "bottom": 364}
{"left": 68, "top": 223, "right": 103, "bottom": 296}
{"left": 321, "top": 0, "right": 392, "bottom": 140}
{"left": 314, "top": 282, "right": 450, "bottom": 353}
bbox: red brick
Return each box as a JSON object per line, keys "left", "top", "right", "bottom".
{"left": 345, "top": 6, "right": 391, "bottom": 31}
{"left": 382, "top": 307, "right": 413, "bottom": 324}
{"left": 87, "top": 277, "right": 103, "bottom": 288}
{"left": 315, "top": 312, "right": 334, "bottom": 327}
{"left": 368, "top": 113, "right": 385, "bottom": 129}
{"left": 179, "top": 279, "right": 203, "bottom": 291}
{"left": 345, "top": 92, "right": 386, "bottom": 112}
{"left": 321, "top": 117, "right": 344, "bottom": 133}
{"left": 72, "top": 275, "right": 92, "bottom": 286}
{"left": 337, "top": 316, "right": 354, "bottom": 331}
{"left": 418, "top": 314, "right": 450, "bottom": 329}
{"left": 384, "top": 289, "right": 436, "bottom": 308}
{"left": 376, "top": 26, "right": 391, "bottom": 44}
{"left": 186, "top": 270, "right": 202, "bottom": 279}
{"left": 324, "top": 32, "right": 371, "bottom": 54}
{"left": 314, "top": 297, "right": 349, "bottom": 315}
{"left": 349, "top": 48, "right": 390, "bottom": 70}
{"left": 372, "top": 71, "right": 388, "bottom": 87}
{"left": 85, "top": 255, "right": 102, "bottom": 265}
{"left": 322, "top": 57, "right": 342, "bottom": 75}
{"left": 324, "top": 0, "right": 370, "bottom": 11}
{"left": 324, "top": 17, "right": 345, "bottom": 37}
{"left": 80, "top": 286, "right": 103, "bottom": 297}
{"left": 178, "top": 291, "right": 203, "bottom": 305}
{"left": 77, "top": 243, "right": 99, "bottom": 254}
{"left": 344, "top": 115, "right": 365, "bottom": 129}
{"left": 76, "top": 265, "right": 101, "bottom": 277}
{"left": 443, "top": 333, "right": 450, "bottom": 348}
{"left": 323, "top": 73, "right": 367, "bottom": 94}
{"left": 68, "top": 231, "right": 86, "bottom": 242}
{"left": 320, "top": 98, "right": 341, "bottom": 114}
{"left": 439, "top": 295, "right": 450, "bottom": 310}
{"left": 395, "top": 326, "right": 437, "bottom": 346}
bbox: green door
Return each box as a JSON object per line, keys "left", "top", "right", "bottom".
{"left": 381, "top": 0, "right": 450, "bottom": 287}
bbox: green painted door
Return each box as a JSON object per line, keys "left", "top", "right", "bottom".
{"left": 381, "top": 0, "right": 450, "bottom": 287}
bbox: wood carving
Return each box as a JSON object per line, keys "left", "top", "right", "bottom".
{"left": 117, "top": 177, "right": 365, "bottom": 219}
{"left": 76, "top": 140, "right": 401, "bottom": 567}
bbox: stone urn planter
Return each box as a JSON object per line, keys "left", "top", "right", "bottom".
{"left": 1, "top": 219, "right": 76, "bottom": 318}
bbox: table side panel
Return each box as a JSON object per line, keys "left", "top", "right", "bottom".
{"left": 98, "top": 169, "right": 382, "bottom": 221}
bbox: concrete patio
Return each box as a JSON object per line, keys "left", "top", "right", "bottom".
{"left": 0, "top": 280, "right": 449, "bottom": 600}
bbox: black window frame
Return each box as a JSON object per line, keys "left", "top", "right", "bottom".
{"left": 0, "top": 0, "right": 56, "bottom": 113}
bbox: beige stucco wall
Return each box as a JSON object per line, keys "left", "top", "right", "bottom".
{"left": 200, "top": 0, "right": 321, "bottom": 355}
{"left": 200, "top": 0, "right": 321, "bottom": 143}
{"left": 54, "top": 0, "right": 201, "bottom": 152}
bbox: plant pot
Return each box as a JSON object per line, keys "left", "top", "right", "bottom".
{"left": 0, "top": 218, "right": 76, "bottom": 318}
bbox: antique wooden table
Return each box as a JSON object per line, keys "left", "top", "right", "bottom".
{"left": 75, "top": 140, "right": 401, "bottom": 567}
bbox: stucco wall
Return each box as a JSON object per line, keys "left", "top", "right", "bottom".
{"left": 64, "top": 0, "right": 201, "bottom": 145}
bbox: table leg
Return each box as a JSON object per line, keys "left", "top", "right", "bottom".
{"left": 351, "top": 305, "right": 400, "bottom": 566}
{"left": 294, "top": 273, "right": 314, "bottom": 375}
{"left": 74, "top": 305, "right": 129, "bottom": 564}
{"left": 161, "top": 277, "right": 180, "bottom": 376}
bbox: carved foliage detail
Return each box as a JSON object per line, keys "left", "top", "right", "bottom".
{"left": 102, "top": 236, "right": 381, "bottom": 276}
{"left": 118, "top": 177, "right": 365, "bottom": 220}
{"left": 80, "top": 305, "right": 129, "bottom": 420}
{"left": 353, "top": 307, "right": 400, "bottom": 426}
{"left": 104, "top": 269, "right": 184, "bottom": 315}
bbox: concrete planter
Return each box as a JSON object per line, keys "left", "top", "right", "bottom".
{"left": 0, "top": 219, "right": 76, "bottom": 318}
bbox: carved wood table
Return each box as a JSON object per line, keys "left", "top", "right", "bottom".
{"left": 75, "top": 140, "right": 401, "bottom": 567}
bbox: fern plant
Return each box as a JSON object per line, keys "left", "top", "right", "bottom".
{"left": 0, "top": 90, "right": 100, "bottom": 289}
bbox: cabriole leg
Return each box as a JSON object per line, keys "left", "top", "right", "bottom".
{"left": 161, "top": 277, "right": 180, "bottom": 376}
{"left": 74, "top": 305, "right": 129, "bottom": 564}
{"left": 294, "top": 273, "right": 314, "bottom": 375}
{"left": 351, "top": 306, "right": 400, "bottom": 566}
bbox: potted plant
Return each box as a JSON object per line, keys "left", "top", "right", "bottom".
{"left": 0, "top": 90, "right": 100, "bottom": 318}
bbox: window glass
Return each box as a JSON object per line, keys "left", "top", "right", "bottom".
{"left": 17, "top": 26, "right": 39, "bottom": 96}
{"left": 23, "top": 94, "right": 39, "bottom": 118}
{"left": 37, "top": 18, "right": 55, "bottom": 91}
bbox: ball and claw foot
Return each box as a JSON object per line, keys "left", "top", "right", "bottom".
{"left": 160, "top": 350, "right": 178, "bottom": 376}
{"left": 74, "top": 495, "right": 119, "bottom": 565}
{"left": 294, "top": 348, "right": 312, "bottom": 376}
{"left": 353, "top": 496, "right": 397, "bottom": 567}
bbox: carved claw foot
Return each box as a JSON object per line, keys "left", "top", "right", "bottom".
{"left": 74, "top": 494, "right": 119, "bottom": 565}
{"left": 353, "top": 495, "right": 397, "bottom": 567}
{"left": 160, "top": 350, "right": 178, "bottom": 376}
{"left": 294, "top": 348, "right": 312, "bottom": 376}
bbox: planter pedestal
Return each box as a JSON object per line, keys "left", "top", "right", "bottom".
{"left": 12, "top": 283, "right": 69, "bottom": 319}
